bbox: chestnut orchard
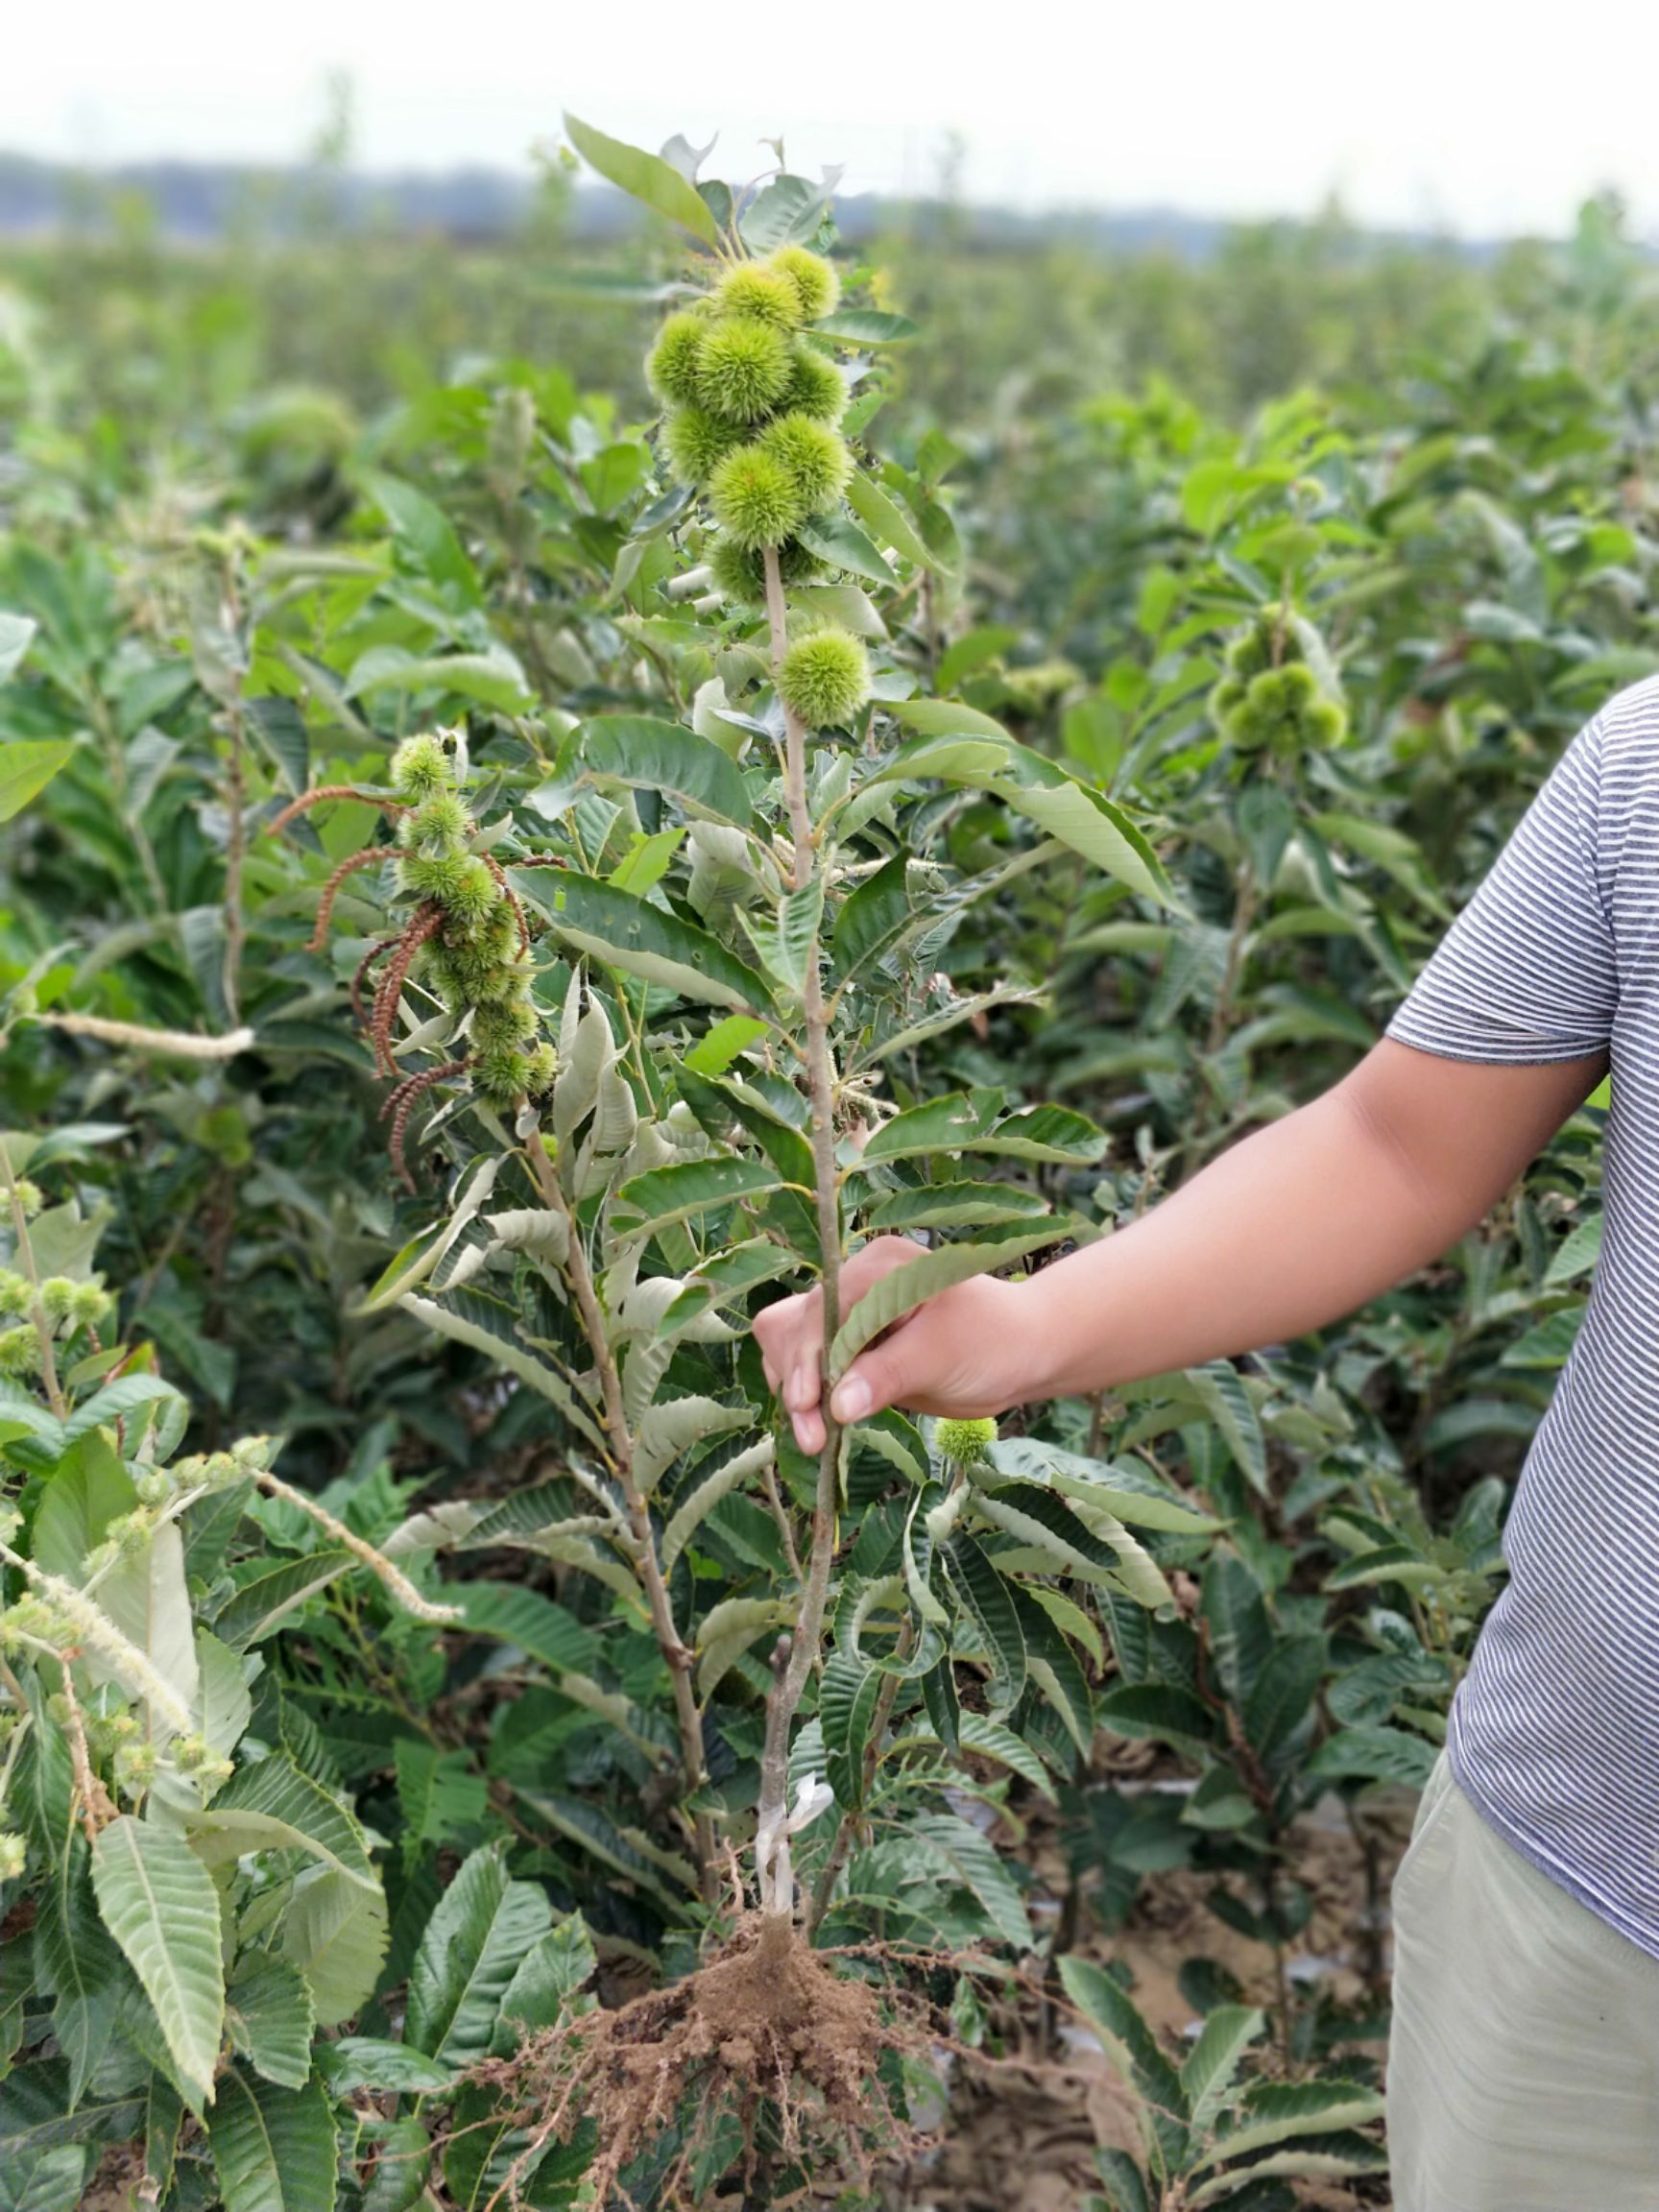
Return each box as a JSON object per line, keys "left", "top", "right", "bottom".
{"left": 8, "top": 108, "right": 1629, "bottom": 2212}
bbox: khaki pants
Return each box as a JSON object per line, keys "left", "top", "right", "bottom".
{"left": 1388, "top": 1753, "right": 1659, "bottom": 2210}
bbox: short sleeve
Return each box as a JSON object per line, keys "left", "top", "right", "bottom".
{"left": 1384, "top": 715, "right": 1618, "bottom": 1065}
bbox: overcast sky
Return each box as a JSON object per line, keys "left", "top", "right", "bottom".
{"left": 8, "top": 3, "right": 1657, "bottom": 237}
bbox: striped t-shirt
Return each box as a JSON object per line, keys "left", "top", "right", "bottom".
{"left": 1385, "top": 673, "right": 1659, "bottom": 1958}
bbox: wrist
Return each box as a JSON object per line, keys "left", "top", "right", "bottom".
{"left": 985, "top": 1264, "right": 1084, "bottom": 1411}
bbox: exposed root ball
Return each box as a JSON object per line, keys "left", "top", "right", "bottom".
{"left": 470, "top": 1915, "right": 935, "bottom": 2210}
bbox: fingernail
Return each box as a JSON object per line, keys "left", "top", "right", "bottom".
{"left": 831, "top": 1376, "right": 871, "bottom": 1423}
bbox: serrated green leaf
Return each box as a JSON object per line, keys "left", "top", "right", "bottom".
{"left": 399, "top": 1289, "right": 608, "bottom": 1451}
{"left": 743, "top": 877, "right": 824, "bottom": 997}
{"left": 226, "top": 1958, "right": 315, "bottom": 2091}
{"left": 974, "top": 1481, "right": 1120, "bottom": 1580}
{"left": 1305, "top": 1725, "right": 1437, "bottom": 1788}
{"left": 940, "top": 1533, "right": 1026, "bottom": 1713}
{"left": 861, "top": 1089, "right": 1105, "bottom": 1167}
{"left": 314, "top": 2039, "right": 456, "bottom": 2095}
{"left": 213, "top": 1551, "right": 357, "bottom": 1649}
{"left": 830, "top": 1232, "right": 1053, "bottom": 1374}
{"left": 1194, "top": 2079, "right": 1386, "bottom": 2168}
{"left": 450, "top": 1581, "right": 597, "bottom": 1674}
{"left": 694, "top": 1595, "right": 794, "bottom": 1698}
{"left": 1096, "top": 1683, "right": 1215, "bottom": 1745}
{"left": 395, "top": 1741, "right": 491, "bottom": 1865}
{"left": 405, "top": 1845, "right": 554, "bottom": 2068}
{"left": 1059, "top": 1956, "right": 1185, "bottom": 2127}
{"left": 661, "top": 1436, "right": 776, "bottom": 1575}
{"left": 531, "top": 875, "right": 769, "bottom": 1013}
{"left": 1180, "top": 2004, "right": 1263, "bottom": 2131}
{"left": 613, "top": 1156, "right": 784, "bottom": 1239}
{"left": 205, "top": 2063, "right": 338, "bottom": 2212}
{"left": 565, "top": 112, "right": 722, "bottom": 247}
{"left": 280, "top": 1866, "right": 390, "bottom": 2027}
{"left": 866, "top": 1181, "right": 1053, "bottom": 1235}
{"left": 821, "top": 1648, "right": 884, "bottom": 1813}
{"left": 28, "top": 1433, "right": 138, "bottom": 1580}
{"left": 0, "top": 740, "right": 74, "bottom": 825}
{"left": 908, "top": 1813, "right": 1033, "bottom": 1951}
{"left": 845, "top": 472, "right": 937, "bottom": 569}
{"left": 189, "top": 1753, "right": 377, "bottom": 1889}
{"left": 577, "top": 714, "right": 753, "bottom": 826}
{"left": 89, "top": 1817, "right": 224, "bottom": 2112}
{"left": 796, "top": 514, "right": 893, "bottom": 589}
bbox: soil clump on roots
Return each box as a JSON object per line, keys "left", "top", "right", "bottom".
{"left": 471, "top": 1912, "right": 937, "bottom": 2209}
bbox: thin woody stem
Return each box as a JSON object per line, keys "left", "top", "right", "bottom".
{"left": 523, "top": 1125, "right": 718, "bottom": 1902}
{"left": 756, "top": 542, "right": 846, "bottom": 1918}
{"left": 221, "top": 694, "right": 247, "bottom": 1023}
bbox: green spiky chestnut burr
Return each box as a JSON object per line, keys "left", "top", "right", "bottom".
{"left": 390, "top": 733, "right": 451, "bottom": 801}
{"left": 708, "top": 534, "right": 821, "bottom": 605}
{"left": 399, "top": 851, "right": 473, "bottom": 903}
{"left": 400, "top": 791, "right": 470, "bottom": 852}
{"left": 713, "top": 264, "right": 804, "bottom": 331}
{"left": 757, "top": 413, "right": 853, "bottom": 514}
{"left": 709, "top": 446, "right": 806, "bottom": 551}
{"left": 645, "top": 310, "right": 709, "bottom": 405}
{"left": 768, "top": 245, "right": 841, "bottom": 322}
{"left": 662, "top": 405, "right": 743, "bottom": 487}
{"left": 471, "top": 998, "right": 539, "bottom": 1050}
{"left": 934, "top": 1416, "right": 998, "bottom": 1467}
{"left": 777, "top": 625, "right": 871, "bottom": 729}
{"left": 781, "top": 344, "right": 848, "bottom": 423}
{"left": 694, "top": 316, "right": 794, "bottom": 422}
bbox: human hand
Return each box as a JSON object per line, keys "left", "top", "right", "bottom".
{"left": 752, "top": 1235, "right": 1037, "bottom": 1455}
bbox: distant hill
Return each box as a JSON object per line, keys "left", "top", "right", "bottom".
{"left": 0, "top": 151, "right": 1503, "bottom": 262}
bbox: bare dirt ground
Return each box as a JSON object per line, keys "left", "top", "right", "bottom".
{"left": 888, "top": 1780, "right": 1417, "bottom": 2212}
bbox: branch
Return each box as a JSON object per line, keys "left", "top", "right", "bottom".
{"left": 523, "top": 1125, "right": 719, "bottom": 1901}
{"left": 755, "top": 541, "right": 848, "bottom": 1922}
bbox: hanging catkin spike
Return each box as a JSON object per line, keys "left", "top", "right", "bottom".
{"left": 308, "top": 846, "right": 388, "bottom": 952}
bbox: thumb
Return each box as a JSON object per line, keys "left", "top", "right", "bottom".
{"left": 829, "top": 1334, "right": 912, "bottom": 1427}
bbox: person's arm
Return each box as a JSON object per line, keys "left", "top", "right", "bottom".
{"left": 754, "top": 1039, "right": 1604, "bottom": 1455}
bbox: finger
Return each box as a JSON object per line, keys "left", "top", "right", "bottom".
{"left": 754, "top": 1287, "right": 813, "bottom": 1352}
{"left": 792, "top": 1402, "right": 827, "bottom": 1455}
{"left": 839, "top": 1236, "right": 926, "bottom": 1302}
{"left": 829, "top": 1334, "right": 913, "bottom": 1426}
{"left": 784, "top": 1362, "right": 820, "bottom": 1414}
{"left": 759, "top": 1349, "right": 780, "bottom": 1395}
